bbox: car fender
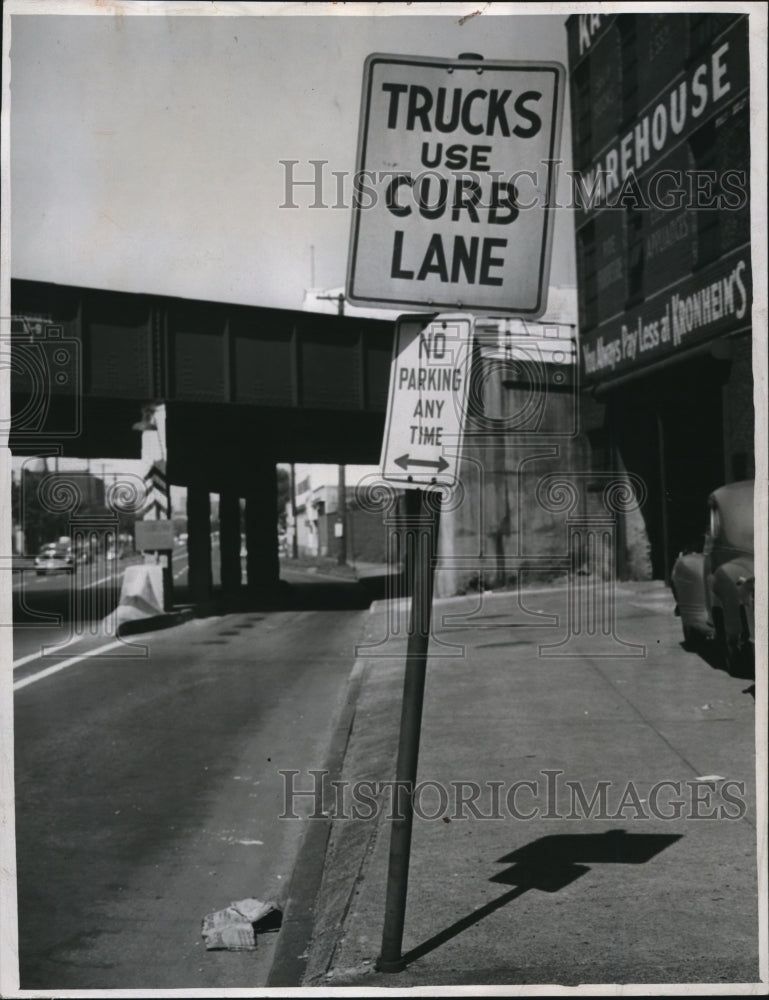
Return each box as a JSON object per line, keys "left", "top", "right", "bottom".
{"left": 710, "top": 557, "right": 754, "bottom": 638}
{"left": 671, "top": 551, "right": 711, "bottom": 633}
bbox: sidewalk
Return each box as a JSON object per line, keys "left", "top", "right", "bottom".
{"left": 279, "top": 556, "right": 396, "bottom": 582}
{"left": 281, "top": 580, "right": 762, "bottom": 989}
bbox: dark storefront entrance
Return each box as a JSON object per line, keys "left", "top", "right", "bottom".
{"left": 602, "top": 352, "right": 735, "bottom": 580}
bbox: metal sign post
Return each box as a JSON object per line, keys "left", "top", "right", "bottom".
{"left": 375, "top": 312, "right": 469, "bottom": 971}
{"left": 377, "top": 486, "right": 441, "bottom": 973}
{"left": 347, "top": 43, "right": 566, "bottom": 974}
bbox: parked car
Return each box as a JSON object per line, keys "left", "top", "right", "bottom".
{"left": 34, "top": 542, "right": 75, "bottom": 576}
{"left": 671, "top": 480, "right": 754, "bottom": 676}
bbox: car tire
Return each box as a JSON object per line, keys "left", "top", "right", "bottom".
{"left": 681, "top": 623, "right": 697, "bottom": 649}
{"left": 715, "top": 612, "right": 753, "bottom": 678}
{"left": 713, "top": 611, "right": 731, "bottom": 672}
{"left": 724, "top": 636, "right": 748, "bottom": 678}
{"left": 728, "top": 635, "right": 754, "bottom": 679}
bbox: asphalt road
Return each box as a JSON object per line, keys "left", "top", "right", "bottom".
{"left": 11, "top": 545, "right": 191, "bottom": 668}
{"left": 12, "top": 567, "right": 370, "bottom": 990}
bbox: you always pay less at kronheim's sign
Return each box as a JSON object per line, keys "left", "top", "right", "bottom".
{"left": 346, "top": 54, "right": 565, "bottom": 316}
{"left": 581, "top": 247, "right": 752, "bottom": 382}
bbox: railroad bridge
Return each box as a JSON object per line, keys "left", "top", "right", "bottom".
{"left": 9, "top": 278, "right": 397, "bottom": 600}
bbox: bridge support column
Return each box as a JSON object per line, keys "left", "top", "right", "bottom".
{"left": 187, "top": 486, "right": 212, "bottom": 605}
{"left": 245, "top": 460, "right": 280, "bottom": 596}
{"left": 219, "top": 490, "right": 242, "bottom": 600}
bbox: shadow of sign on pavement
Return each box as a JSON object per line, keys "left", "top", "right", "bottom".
{"left": 400, "top": 830, "right": 682, "bottom": 968}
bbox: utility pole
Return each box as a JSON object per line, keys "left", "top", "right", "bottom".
{"left": 337, "top": 463, "right": 347, "bottom": 566}
{"left": 335, "top": 293, "right": 347, "bottom": 565}
{"left": 290, "top": 463, "right": 299, "bottom": 559}
{"left": 314, "top": 291, "right": 346, "bottom": 316}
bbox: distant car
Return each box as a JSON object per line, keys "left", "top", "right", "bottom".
{"left": 671, "top": 480, "right": 754, "bottom": 676}
{"left": 34, "top": 542, "right": 75, "bottom": 576}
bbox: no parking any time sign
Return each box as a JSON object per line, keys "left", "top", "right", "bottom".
{"left": 380, "top": 313, "right": 472, "bottom": 489}
{"left": 346, "top": 53, "right": 565, "bottom": 316}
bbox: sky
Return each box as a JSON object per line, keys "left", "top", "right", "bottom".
{"left": 8, "top": 3, "right": 576, "bottom": 313}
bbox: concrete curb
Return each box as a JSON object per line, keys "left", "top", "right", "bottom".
{"left": 266, "top": 655, "right": 370, "bottom": 987}
{"left": 367, "top": 580, "right": 573, "bottom": 616}
{"left": 297, "top": 608, "right": 412, "bottom": 985}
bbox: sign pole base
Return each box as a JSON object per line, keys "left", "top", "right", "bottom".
{"left": 376, "top": 955, "right": 407, "bottom": 974}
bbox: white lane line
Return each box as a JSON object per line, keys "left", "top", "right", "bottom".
{"left": 81, "top": 569, "right": 126, "bottom": 590}
{"left": 172, "top": 551, "right": 189, "bottom": 580}
{"left": 13, "top": 566, "right": 130, "bottom": 591}
{"left": 13, "top": 573, "right": 48, "bottom": 588}
{"left": 13, "top": 635, "right": 82, "bottom": 670}
{"left": 13, "top": 639, "right": 126, "bottom": 692}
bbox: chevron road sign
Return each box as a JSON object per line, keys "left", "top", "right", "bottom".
{"left": 136, "top": 452, "right": 174, "bottom": 606}
{"left": 140, "top": 460, "right": 170, "bottom": 520}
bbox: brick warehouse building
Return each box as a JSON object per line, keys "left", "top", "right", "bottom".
{"left": 566, "top": 12, "right": 753, "bottom": 581}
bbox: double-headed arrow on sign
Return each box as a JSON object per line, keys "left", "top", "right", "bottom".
{"left": 393, "top": 454, "right": 449, "bottom": 473}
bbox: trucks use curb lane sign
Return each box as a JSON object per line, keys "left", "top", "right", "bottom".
{"left": 380, "top": 314, "right": 472, "bottom": 489}
{"left": 347, "top": 53, "right": 565, "bottom": 315}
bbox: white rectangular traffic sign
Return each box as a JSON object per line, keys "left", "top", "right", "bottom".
{"left": 380, "top": 314, "right": 472, "bottom": 489}
{"left": 135, "top": 519, "right": 175, "bottom": 552}
{"left": 347, "top": 53, "right": 565, "bottom": 316}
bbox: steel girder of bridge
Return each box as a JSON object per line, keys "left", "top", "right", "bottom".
{"left": 9, "top": 279, "right": 396, "bottom": 492}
